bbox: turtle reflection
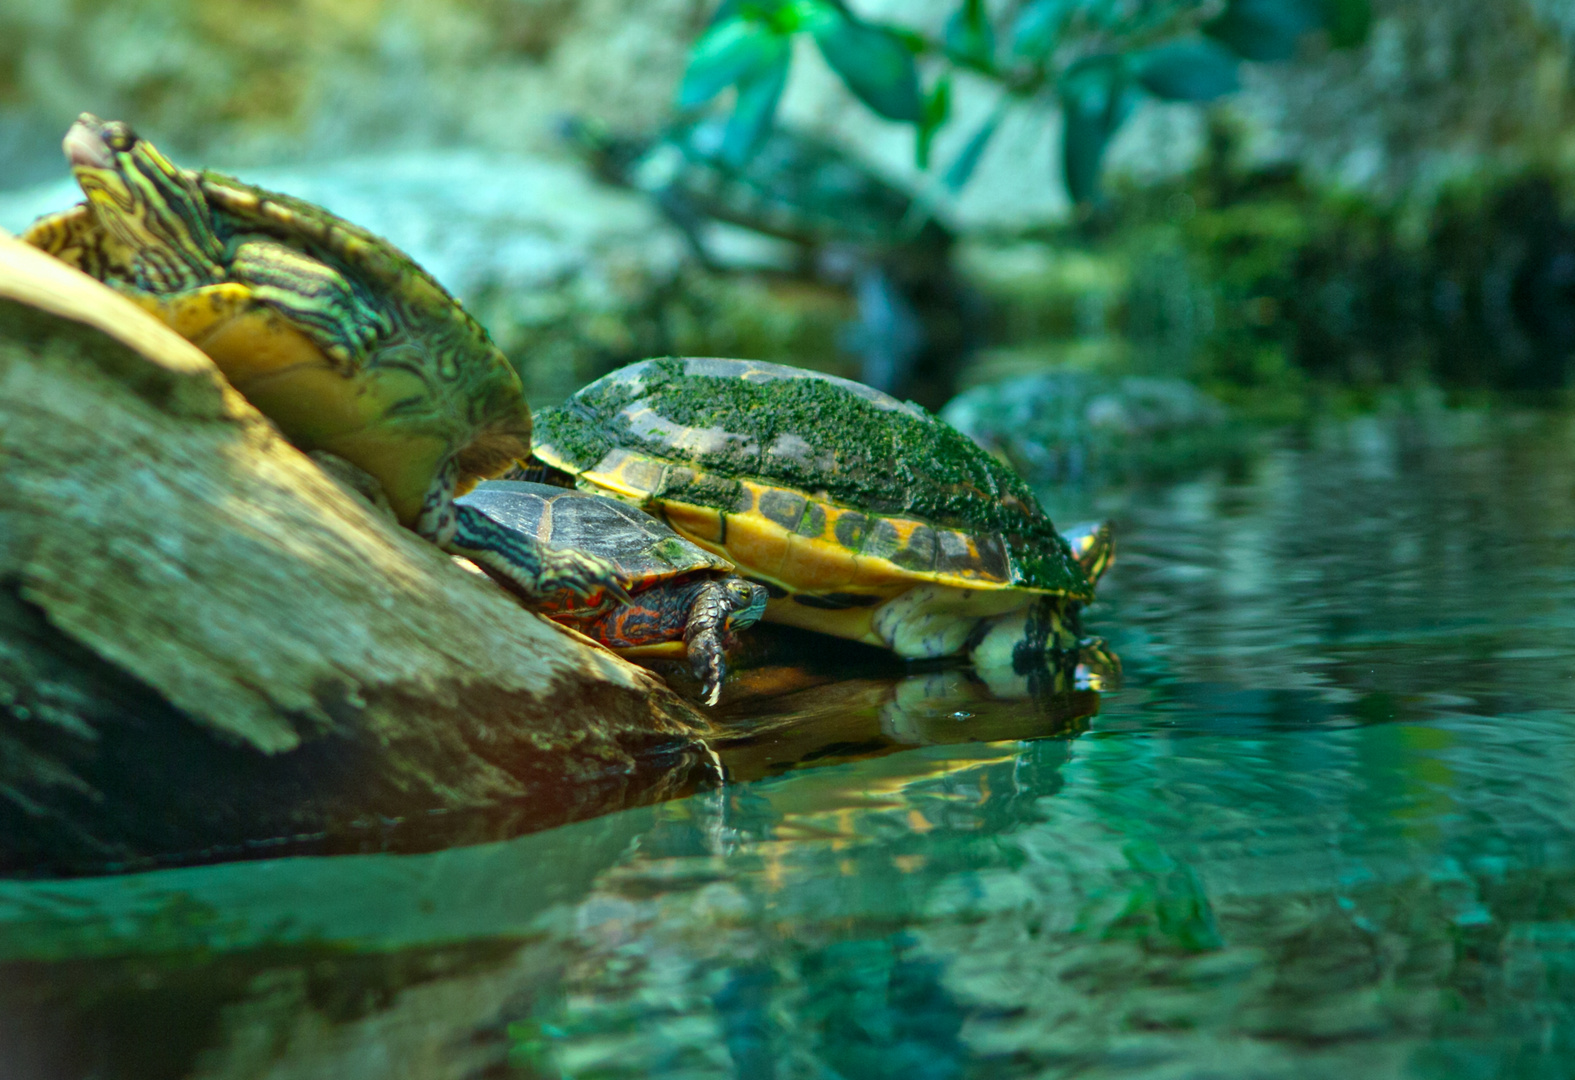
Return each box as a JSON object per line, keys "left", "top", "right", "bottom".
{"left": 672, "top": 624, "right": 1117, "bottom": 783}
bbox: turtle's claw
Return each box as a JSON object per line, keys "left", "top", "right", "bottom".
{"left": 542, "top": 548, "right": 627, "bottom": 604}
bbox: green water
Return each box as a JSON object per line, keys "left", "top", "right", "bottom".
{"left": 7, "top": 408, "right": 1575, "bottom": 1079}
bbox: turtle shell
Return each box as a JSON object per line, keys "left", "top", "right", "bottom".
{"left": 637, "top": 119, "right": 951, "bottom": 255}
{"left": 531, "top": 357, "right": 1093, "bottom": 601}
{"left": 456, "top": 480, "right": 734, "bottom": 599}
{"left": 23, "top": 123, "right": 530, "bottom": 526}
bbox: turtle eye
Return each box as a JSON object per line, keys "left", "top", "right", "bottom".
{"left": 102, "top": 123, "right": 137, "bottom": 152}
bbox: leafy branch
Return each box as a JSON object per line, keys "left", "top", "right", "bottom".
{"left": 678, "top": 0, "right": 1372, "bottom": 205}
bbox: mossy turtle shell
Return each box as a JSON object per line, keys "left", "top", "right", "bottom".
{"left": 531, "top": 357, "right": 1093, "bottom": 601}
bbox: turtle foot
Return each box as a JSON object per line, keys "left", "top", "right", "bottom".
{"left": 690, "top": 651, "right": 725, "bottom": 707}
{"left": 536, "top": 546, "right": 633, "bottom": 606}
{"left": 682, "top": 589, "right": 729, "bottom": 706}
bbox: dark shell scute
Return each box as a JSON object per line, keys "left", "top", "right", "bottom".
{"left": 967, "top": 534, "right": 1012, "bottom": 581}
{"left": 863, "top": 518, "right": 904, "bottom": 563}
{"left": 796, "top": 500, "right": 827, "bottom": 539}
{"left": 833, "top": 511, "right": 871, "bottom": 551}
{"left": 890, "top": 526, "right": 939, "bottom": 574}
{"left": 759, "top": 489, "right": 807, "bottom": 531}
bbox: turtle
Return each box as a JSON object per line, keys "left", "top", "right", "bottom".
{"left": 526, "top": 356, "right": 1114, "bottom": 671}
{"left": 941, "top": 370, "right": 1233, "bottom": 486}
{"left": 21, "top": 113, "right": 623, "bottom": 606}
{"left": 456, "top": 480, "right": 768, "bottom": 704}
{"left": 560, "top": 116, "right": 977, "bottom": 408}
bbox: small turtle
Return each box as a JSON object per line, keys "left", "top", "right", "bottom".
{"left": 941, "top": 371, "right": 1232, "bottom": 485}
{"left": 564, "top": 116, "right": 951, "bottom": 257}
{"left": 457, "top": 481, "right": 767, "bottom": 704}
{"left": 562, "top": 117, "right": 976, "bottom": 408}
{"left": 528, "top": 357, "right": 1113, "bottom": 670}
{"left": 22, "top": 114, "right": 622, "bottom": 605}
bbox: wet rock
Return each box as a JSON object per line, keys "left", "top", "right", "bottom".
{"left": 0, "top": 232, "right": 709, "bottom": 876}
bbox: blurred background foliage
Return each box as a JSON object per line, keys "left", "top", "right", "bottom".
{"left": 4, "top": 0, "right": 1575, "bottom": 468}
{"left": 677, "top": 0, "right": 1369, "bottom": 204}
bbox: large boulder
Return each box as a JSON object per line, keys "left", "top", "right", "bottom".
{"left": 0, "top": 232, "right": 709, "bottom": 876}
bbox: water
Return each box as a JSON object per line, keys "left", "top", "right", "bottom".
{"left": 7, "top": 407, "right": 1575, "bottom": 1079}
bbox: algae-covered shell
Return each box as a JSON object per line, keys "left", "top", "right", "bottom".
{"left": 531, "top": 357, "right": 1093, "bottom": 605}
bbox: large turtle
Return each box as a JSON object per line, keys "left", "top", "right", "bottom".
{"left": 528, "top": 357, "right": 1113, "bottom": 670}
{"left": 456, "top": 481, "right": 767, "bottom": 704}
{"left": 22, "top": 113, "right": 622, "bottom": 604}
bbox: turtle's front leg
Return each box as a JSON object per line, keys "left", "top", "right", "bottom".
{"left": 683, "top": 577, "right": 766, "bottom": 706}
{"left": 683, "top": 580, "right": 733, "bottom": 707}
{"left": 416, "top": 462, "right": 630, "bottom": 605}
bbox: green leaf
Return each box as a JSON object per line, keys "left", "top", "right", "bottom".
{"left": 721, "top": 50, "right": 790, "bottom": 166}
{"left": 812, "top": 13, "right": 924, "bottom": 123}
{"left": 708, "top": 0, "right": 760, "bottom": 25}
{"left": 1322, "top": 0, "right": 1371, "bottom": 47}
{"left": 1059, "top": 55, "right": 1136, "bottom": 204}
{"left": 679, "top": 16, "right": 792, "bottom": 109}
{"left": 1204, "top": 0, "right": 1322, "bottom": 63}
{"left": 917, "top": 75, "right": 952, "bottom": 170}
{"left": 1135, "top": 39, "right": 1241, "bottom": 101}
{"left": 710, "top": 0, "right": 830, "bottom": 30}
{"left": 1010, "top": 0, "right": 1068, "bottom": 59}
{"left": 944, "top": 0, "right": 996, "bottom": 71}
{"left": 775, "top": 0, "right": 841, "bottom": 34}
{"left": 943, "top": 100, "right": 1006, "bottom": 191}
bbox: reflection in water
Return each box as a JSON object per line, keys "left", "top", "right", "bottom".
{"left": 7, "top": 410, "right": 1575, "bottom": 1077}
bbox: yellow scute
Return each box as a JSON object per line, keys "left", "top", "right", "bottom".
{"left": 659, "top": 501, "right": 727, "bottom": 545}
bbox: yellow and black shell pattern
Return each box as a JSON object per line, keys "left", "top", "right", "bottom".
{"left": 530, "top": 357, "right": 1094, "bottom": 608}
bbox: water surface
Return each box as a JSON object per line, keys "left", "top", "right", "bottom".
{"left": 6, "top": 407, "right": 1575, "bottom": 1079}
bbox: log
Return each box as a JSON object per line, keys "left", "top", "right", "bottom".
{"left": 0, "top": 232, "right": 710, "bottom": 876}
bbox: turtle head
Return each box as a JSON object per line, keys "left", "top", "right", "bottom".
{"left": 62, "top": 113, "right": 224, "bottom": 289}
{"left": 722, "top": 577, "right": 769, "bottom": 631}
